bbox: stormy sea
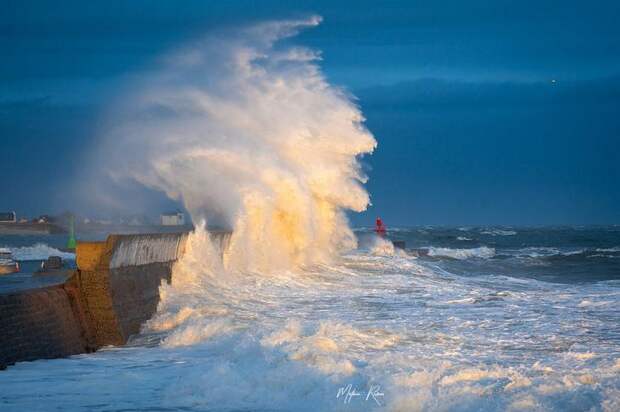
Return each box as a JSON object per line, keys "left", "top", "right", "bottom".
{"left": 2, "top": 16, "right": 618, "bottom": 412}
{"left": 1, "top": 226, "right": 619, "bottom": 411}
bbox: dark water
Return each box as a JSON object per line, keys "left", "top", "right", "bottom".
{"left": 377, "top": 226, "right": 620, "bottom": 283}
{"left": 0, "top": 234, "right": 75, "bottom": 293}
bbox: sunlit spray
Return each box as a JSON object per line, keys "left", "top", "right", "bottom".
{"left": 100, "top": 16, "right": 376, "bottom": 272}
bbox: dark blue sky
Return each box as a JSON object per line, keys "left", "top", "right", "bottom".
{"left": 2, "top": 0, "right": 619, "bottom": 225}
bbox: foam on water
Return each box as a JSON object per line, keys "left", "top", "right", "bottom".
{"left": 504, "top": 246, "right": 620, "bottom": 260}
{"left": 116, "top": 226, "right": 619, "bottom": 411}
{"left": 0, "top": 227, "right": 619, "bottom": 410}
{"left": 480, "top": 229, "right": 517, "bottom": 236}
{"left": 597, "top": 246, "right": 620, "bottom": 253}
{"left": 8, "top": 243, "right": 75, "bottom": 261}
{"left": 427, "top": 246, "right": 496, "bottom": 260}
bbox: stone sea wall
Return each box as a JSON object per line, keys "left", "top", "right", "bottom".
{"left": 0, "top": 231, "right": 230, "bottom": 369}
{"left": 0, "top": 222, "right": 65, "bottom": 235}
{"left": 0, "top": 284, "right": 87, "bottom": 369}
{"left": 73, "top": 233, "right": 188, "bottom": 347}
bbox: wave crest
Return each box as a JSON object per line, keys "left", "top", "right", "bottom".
{"left": 427, "top": 246, "right": 496, "bottom": 260}
{"left": 99, "top": 17, "right": 376, "bottom": 272}
{"left": 9, "top": 243, "right": 75, "bottom": 261}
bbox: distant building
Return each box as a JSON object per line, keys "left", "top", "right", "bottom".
{"left": 124, "top": 214, "right": 150, "bottom": 226}
{"left": 34, "top": 215, "right": 51, "bottom": 224}
{"left": 161, "top": 212, "right": 185, "bottom": 226}
{"left": 0, "top": 211, "right": 16, "bottom": 223}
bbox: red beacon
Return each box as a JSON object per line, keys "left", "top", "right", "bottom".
{"left": 375, "top": 217, "right": 387, "bottom": 236}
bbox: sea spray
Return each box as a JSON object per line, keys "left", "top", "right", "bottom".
{"left": 100, "top": 17, "right": 376, "bottom": 272}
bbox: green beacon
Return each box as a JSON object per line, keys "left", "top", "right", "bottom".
{"left": 66, "top": 215, "right": 77, "bottom": 250}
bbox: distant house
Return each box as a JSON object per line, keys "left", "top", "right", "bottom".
{"left": 0, "top": 211, "right": 16, "bottom": 223}
{"left": 161, "top": 212, "right": 185, "bottom": 226}
{"left": 34, "top": 215, "right": 51, "bottom": 224}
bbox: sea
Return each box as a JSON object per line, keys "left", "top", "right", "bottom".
{"left": 0, "top": 226, "right": 619, "bottom": 411}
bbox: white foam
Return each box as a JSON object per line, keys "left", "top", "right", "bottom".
{"left": 439, "top": 367, "right": 508, "bottom": 385}
{"left": 509, "top": 247, "right": 588, "bottom": 258}
{"left": 480, "top": 229, "right": 517, "bottom": 236}
{"left": 427, "top": 246, "right": 495, "bottom": 260}
{"left": 577, "top": 300, "right": 612, "bottom": 308}
{"left": 9, "top": 243, "right": 75, "bottom": 261}
{"left": 596, "top": 247, "right": 620, "bottom": 252}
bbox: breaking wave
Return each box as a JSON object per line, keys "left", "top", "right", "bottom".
{"left": 480, "top": 229, "right": 517, "bottom": 236}
{"left": 427, "top": 246, "right": 496, "bottom": 260}
{"left": 8, "top": 243, "right": 75, "bottom": 261}
{"left": 506, "top": 247, "right": 620, "bottom": 260}
{"left": 596, "top": 246, "right": 620, "bottom": 253}
{"left": 100, "top": 16, "right": 375, "bottom": 273}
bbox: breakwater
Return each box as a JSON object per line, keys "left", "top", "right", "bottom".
{"left": 0, "top": 231, "right": 230, "bottom": 369}
{"left": 0, "top": 222, "right": 65, "bottom": 235}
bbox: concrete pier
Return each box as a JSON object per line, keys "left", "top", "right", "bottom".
{"left": 0, "top": 231, "right": 230, "bottom": 369}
